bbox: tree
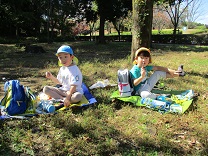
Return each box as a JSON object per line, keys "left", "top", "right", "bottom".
{"left": 0, "top": 0, "right": 42, "bottom": 37}
{"left": 161, "top": 0, "right": 194, "bottom": 39}
{"left": 0, "top": 0, "right": 88, "bottom": 40}
{"left": 93, "top": 0, "right": 111, "bottom": 43}
{"left": 186, "top": 0, "right": 207, "bottom": 28}
{"left": 131, "top": 0, "right": 154, "bottom": 61}
{"left": 108, "top": 0, "right": 132, "bottom": 41}
{"left": 89, "top": 0, "right": 131, "bottom": 43}
{"left": 153, "top": 6, "right": 172, "bottom": 33}
{"left": 123, "top": 11, "right": 133, "bottom": 32}
{"left": 83, "top": 0, "right": 99, "bottom": 40}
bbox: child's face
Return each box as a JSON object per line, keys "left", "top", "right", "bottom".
{"left": 135, "top": 54, "right": 150, "bottom": 67}
{"left": 57, "top": 53, "right": 74, "bottom": 66}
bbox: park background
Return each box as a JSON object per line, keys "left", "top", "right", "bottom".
{"left": 0, "top": 0, "right": 208, "bottom": 155}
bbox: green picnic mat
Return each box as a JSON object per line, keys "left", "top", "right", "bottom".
{"left": 110, "top": 90, "right": 193, "bottom": 114}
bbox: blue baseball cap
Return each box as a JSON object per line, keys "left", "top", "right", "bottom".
{"left": 56, "top": 45, "right": 79, "bottom": 65}
{"left": 56, "top": 45, "right": 74, "bottom": 56}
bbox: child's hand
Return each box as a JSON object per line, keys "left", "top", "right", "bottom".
{"left": 45, "top": 71, "right": 60, "bottom": 84}
{"left": 141, "top": 63, "right": 146, "bottom": 78}
{"left": 64, "top": 98, "right": 71, "bottom": 107}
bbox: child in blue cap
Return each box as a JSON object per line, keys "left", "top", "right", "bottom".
{"left": 43, "top": 45, "right": 83, "bottom": 107}
{"left": 130, "top": 47, "right": 185, "bottom": 99}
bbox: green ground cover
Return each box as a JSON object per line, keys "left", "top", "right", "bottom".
{"left": 105, "top": 28, "right": 208, "bottom": 36}
{"left": 0, "top": 42, "right": 208, "bottom": 155}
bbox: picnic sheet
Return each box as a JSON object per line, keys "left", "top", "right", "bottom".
{"left": 110, "top": 89, "right": 194, "bottom": 114}
{"left": 54, "top": 83, "right": 97, "bottom": 111}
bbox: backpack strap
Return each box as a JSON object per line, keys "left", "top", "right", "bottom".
{"left": 4, "top": 80, "right": 11, "bottom": 92}
{"left": 129, "top": 72, "right": 135, "bottom": 96}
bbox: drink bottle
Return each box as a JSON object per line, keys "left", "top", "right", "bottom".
{"left": 141, "top": 98, "right": 170, "bottom": 110}
{"left": 38, "top": 100, "right": 55, "bottom": 113}
{"left": 157, "top": 95, "right": 172, "bottom": 103}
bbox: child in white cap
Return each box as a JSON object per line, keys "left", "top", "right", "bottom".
{"left": 130, "top": 47, "right": 185, "bottom": 99}
{"left": 43, "top": 45, "right": 83, "bottom": 107}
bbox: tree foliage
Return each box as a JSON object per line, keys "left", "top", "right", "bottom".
{"left": 161, "top": 0, "right": 194, "bottom": 36}
{"left": 0, "top": 0, "right": 132, "bottom": 44}
{"left": 0, "top": 0, "right": 44, "bottom": 36}
{"left": 153, "top": 8, "right": 172, "bottom": 32}
{"left": 90, "top": 0, "right": 131, "bottom": 43}
{"left": 0, "top": 0, "right": 89, "bottom": 39}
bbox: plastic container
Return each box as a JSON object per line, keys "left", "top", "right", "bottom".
{"left": 38, "top": 100, "right": 55, "bottom": 113}
{"left": 170, "top": 104, "right": 183, "bottom": 114}
{"left": 141, "top": 98, "right": 170, "bottom": 110}
{"left": 157, "top": 95, "right": 172, "bottom": 103}
{"left": 176, "top": 90, "right": 194, "bottom": 100}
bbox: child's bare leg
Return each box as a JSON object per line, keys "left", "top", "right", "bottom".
{"left": 167, "top": 65, "right": 185, "bottom": 78}
{"left": 43, "top": 86, "right": 65, "bottom": 99}
{"left": 166, "top": 69, "right": 179, "bottom": 78}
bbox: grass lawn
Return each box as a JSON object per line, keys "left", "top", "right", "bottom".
{"left": 0, "top": 41, "right": 208, "bottom": 155}
{"left": 105, "top": 28, "right": 208, "bottom": 35}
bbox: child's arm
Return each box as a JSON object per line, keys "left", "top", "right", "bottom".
{"left": 64, "top": 85, "right": 76, "bottom": 107}
{"left": 133, "top": 76, "right": 144, "bottom": 86}
{"left": 133, "top": 66, "right": 146, "bottom": 86}
{"left": 45, "top": 71, "right": 61, "bottom": 84}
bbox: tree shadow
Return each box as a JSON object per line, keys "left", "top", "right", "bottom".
{"left": 152, "top": 43, "right": 208, "bottom": 53}
{"left": 187, "top": 71, "right": 208, "bottom": 78}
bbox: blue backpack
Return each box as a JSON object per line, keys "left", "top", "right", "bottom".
{"left": 0, "top": 80, "right": 36, "bottom": 115}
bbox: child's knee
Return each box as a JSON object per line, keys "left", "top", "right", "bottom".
{"left": 76, "top": 94, "right": 83, "bottom": 101}
{"left": 141, "top": 91, "right": 150, "bottom": 98}
{"left": 43, "top": 86, "right": 50, "bottom": 94}
{"left": 140, "top": 91, "right": 156, "bottom": 99}
{"left": 71, "top": 93, "right": 82, "bottom": 103}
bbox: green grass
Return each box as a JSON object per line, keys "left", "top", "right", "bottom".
{"left": 0, "top": 42, "right": 208, "bottom": 155}
{"left": 183, "top": 29, "right": 208, "bottom": 34}
{"left": 105, "top": 28, "right": 208, "bottom": 35}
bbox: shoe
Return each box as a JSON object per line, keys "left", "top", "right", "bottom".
{"left": 178, "top": 64, "right": 183, "bottom": 71}
{"left": 177, "top": 64, "right": 185, "bottom": 76}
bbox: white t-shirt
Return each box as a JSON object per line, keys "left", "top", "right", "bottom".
{"left": 57, "top": 65, "right": 83, "bottom": 94}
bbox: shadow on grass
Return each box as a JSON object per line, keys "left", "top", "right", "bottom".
{"left": 75, "top": 115, "right": 187, "bottom": 155}
{"left": 45, "top": 109, "right": 189, "bottom": 155}
{"left": 1, "top": 42, "right": 207, "bottom": 82}
{"left": 187, "top": 71, "right": 208, "bottom": 78}
{"left": 152, "top": 43, "right": 208, "bottom": 53}
{"left": 0, "top": 102, "right": 205, "bottom": 156}
{"left": 0, "top": 42, "right": 130, "bottom": 82}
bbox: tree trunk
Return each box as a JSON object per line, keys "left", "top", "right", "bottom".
{"left": 99, "top": 13, "right": 106, "bottom": 44}
{"left": 131, "top": 0, "right": 153, "bottom": 62}
{"left": 140, "top": 0, "right": 153, "bottom": 48}
{"left": 173, "top": 25, "right": 177, "bottom": 43}
{"left": 113, "top": 21, "right": 121, "bottom": 41}
{"left": 131, "top": 0, "right": 141, "bottom": 61}
{"left": 15, "top": 26, "right": 19, "bottom": 37}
